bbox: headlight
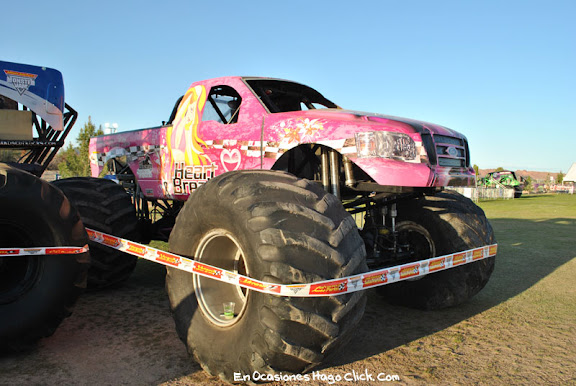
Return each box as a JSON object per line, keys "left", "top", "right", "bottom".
{"left": 355, "top": 132, "right": 417, "bottom": 160}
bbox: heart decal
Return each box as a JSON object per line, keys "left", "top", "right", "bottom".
{"left": 220, "top": 148, "right": 242, "bottom": 172}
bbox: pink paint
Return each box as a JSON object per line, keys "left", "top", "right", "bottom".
{"left": 89, "top": 77, "right": 475, "bottom": 200}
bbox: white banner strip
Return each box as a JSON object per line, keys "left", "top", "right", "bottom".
{"left": 0, "top": 245, "right": 89, "bottom": 257}
{"left": 85, "top": 227, "right": 497, "bottom": 297}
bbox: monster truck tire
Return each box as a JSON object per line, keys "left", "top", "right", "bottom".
{"left": 52, "top": 177, "right": 140, "bottom": 289}
{"left": 379, "top": 190, "right": 495, "bottom": 310}
{"left": 166, "top": 170, "right": 367, "bottom": 382}
{"left": 0, "top": 165, "right": 89, "bottom": 351}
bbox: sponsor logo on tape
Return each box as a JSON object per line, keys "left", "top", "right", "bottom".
{"left": 400, "top": 264, "right": 420, "bottom": 279}
{"left": 193, "top": 262, "right": 223, "bottom": 278}
{"left": 428, "top": 257, "right": 446, "bottom": 272}
{"left": 453, "top": 252, "right": 467, "bottom": 266}
{"left": 46, "top": 248, "right": 76, "bottom": 255}
{"left": 287, "top": 285, "right": 307, "bottom": 295}
{"left": 102, "top": 234, "right": 121, "bottom": 248}
{"left": 309, "top": 279, "right": 348, "bottom": 295}
{"left": 156, "top": 250, "right": 181, "bottom": 266}
{"left": 362, "top": 271, "right": 388, "bottom": 288}
{"left": 238, "top": 277, "right": 281, "bottom": 293}
{"left": 489, "top": 245, "right": 498, "bottom": 256}
{"left": 472, "top": 248, "right": 484, "bottom": 260}
{"left": 23, "top": 248, "right": 42, "bottom": 254}
{"left": 126, "top": 242, "right": 147, "bottom": 257}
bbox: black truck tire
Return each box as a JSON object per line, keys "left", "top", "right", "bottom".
{"left": 52, "top": 177, "right": 140, "bottom": 289}
{"left": 166, "top": 170, "right": 367, "bottom": 382}
{"left": 0, "top": 165, "right": 89, "bottom": 351}
{"left": 379, "top": 190, "right": 496, "bottom": 310}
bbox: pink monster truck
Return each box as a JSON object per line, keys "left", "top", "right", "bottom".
{"left": 60, "top": 77, "right": 494, "bottom": 381}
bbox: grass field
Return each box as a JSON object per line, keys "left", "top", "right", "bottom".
{"left": 0, "top": 194, "right": 574, "bottom": 385}
{"left": 395, "top": 193, "right": 576, "bottom": 384}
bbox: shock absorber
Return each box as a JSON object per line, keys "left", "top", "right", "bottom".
{"left": 390, "top": 203, "right": 398, "bottom": 252}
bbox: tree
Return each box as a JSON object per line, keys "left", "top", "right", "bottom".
{"left": 473, "top": 164, "right": 479, "bottom": 176}
{"left": 557, "top": 171, "right": 565, "bottom": 184}
{"left": 523, "top": 176, "right": 533, "bottom": 192}
{"left": 58, "top": 117, "right": 103, "bottom": 178}
{"left": 495, "top": 167, "right": 505, "bottom": 172}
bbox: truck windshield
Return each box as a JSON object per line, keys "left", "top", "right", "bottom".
{"left": 245, "top": 79, "right": 338, "bottom": 113}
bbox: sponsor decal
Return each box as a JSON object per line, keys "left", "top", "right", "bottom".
{"left": 155, "top": 250, "right": 181, "bottom": 266}
{"left": 0, "top": 249, "right": 18, "bottom": 255}
{"left": 238, "top": 277, "right": 281, "bottom": 293}
{"left": 489, "top": 245, "right": 498, "bottom": 256}
{"left": 192, "top": 262, "right": 222, "bottom": 278}
{"left": 453, "top": 252, "right": 467, "bottom": 265}
{"left": 309, "top": 279, "right": 348, "bottom": 295}
{"left": 349, "top": 276, "right": 362, "bottom": 290}
{"left": 264, "top": 284, "right": 281, "bottom": 293}
{"left": 399, "top": 264, "right": 420, "bottom": 279}
{"left": 102, "top": 234, "right": 121, "bottom": 248}
{"left": 4, "top": 69, "right": 38, "bottom": 95}
{"left": 472, "top": 248, "right": 485, "bottom": 260}
{"left": 86, "top": 229, "right": 98, "bottom": 239}
{"left": 362, "top": 272, "right": 388, "bottom": 288}
{"left": 428, "top": 257, "right": 446, "bottom": 272}
{"left": 287, "top": 285, "right": 307, "bottom": 295}
{"left": 22, "top": 248, "right": 42, "bottom": 254}
{"left": 126, "top": 242, "right": 147, "bottom": 257}
{"left": 46, "top": 248, "right": 75, "bottom": 255}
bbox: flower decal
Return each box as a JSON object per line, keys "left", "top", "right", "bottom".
{"left": 274, "top": 118, "right": 325, "bottom": 145}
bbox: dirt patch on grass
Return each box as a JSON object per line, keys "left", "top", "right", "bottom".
{"left": 1, "top": 196, "right": 575, "bottom": 385}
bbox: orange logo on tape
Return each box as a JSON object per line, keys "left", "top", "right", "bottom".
{"left": 429, "top": 258, "right": 445, "bottom": 272}
{"left": 46, "top": 248, "right": 73, "bottom": 255}
{"left": 489, "top": 245, "right": 498, "bottom": 256}
{"left": 239, "top": 277, "right": 268, "bottom": 291}
{"left": 472, "top": 248, "right": 484, "bottom": 260}
{"left": 453, "top": 252, "right": 467, "bottom": 265}
{"left": 102, "top": 234, "right": 120, "bottom": 247}
{"left": 399, "top": 264, "right": 419, "bottom": 279}
{"left": 310, "top": 280, "right": 347, "bottom": 295}
{"left": 362, "top": 272, "right": 387, "bottom": 288}
{"left": 156, "top": 251, "right": 181, "bottom": 266}
{"left": 126, "top": 242, "right": 147, "bottom": 257}
{"left": 193, "top": 263, "right": 222, "bottom": 278}
{"left": 238, "top": 277, "right": 281, "bottom": 293}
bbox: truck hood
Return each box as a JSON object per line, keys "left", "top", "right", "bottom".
{"left": 274, "top": 108, "right": 466, "bottom": 139}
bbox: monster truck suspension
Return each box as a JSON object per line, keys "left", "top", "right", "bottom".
{"left": 106, "top": 157, "right": 183, "bottom": 243}
{"left": 278, "top": 144, "right": 495, "bottom": 310}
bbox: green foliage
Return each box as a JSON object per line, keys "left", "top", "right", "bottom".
{"left": 58, "top": 117, "right": 103, "bottom": 178}
{"left": 494, "top": 166, "right": 505, "bottom": 172}
{"left": 0, "top": 149, "right": 21, "bottom": 163}
{"left": 557, "top": 171, "right": 565, "bottom": 184}
{"left": 473, "top": 164, "right": 479, "bottom": 176}
{"left": 523, "top": 175, "right": 533, "bottom": 191}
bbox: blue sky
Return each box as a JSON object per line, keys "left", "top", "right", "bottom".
{"left": 2, "top": 0, "right": 574, "bottom": 172}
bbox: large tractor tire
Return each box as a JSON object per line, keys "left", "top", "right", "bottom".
{"left": 166, "top": 170, "right": 367, "bottom": 382}
{"left": 52, "top": 177, "right": 140, "bottom": 290}
{"left": 0, "top": 165, "right": 89, "bottom": 351}
{"left": 378, "top": 190, "right": 496, "bottom": 310}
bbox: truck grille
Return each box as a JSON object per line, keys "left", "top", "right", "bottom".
{"left": 434, "top": 135, "right": 468, "bottom": 167}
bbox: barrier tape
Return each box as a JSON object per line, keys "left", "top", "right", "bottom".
{"left": 0, "top": 245, "right": 89, "bottom": 256}
{"left": 85, "top": 228, "right": 497, "bottom": 298}
{"left": 0, "top": 228, "right": 497, "bottom": 297}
